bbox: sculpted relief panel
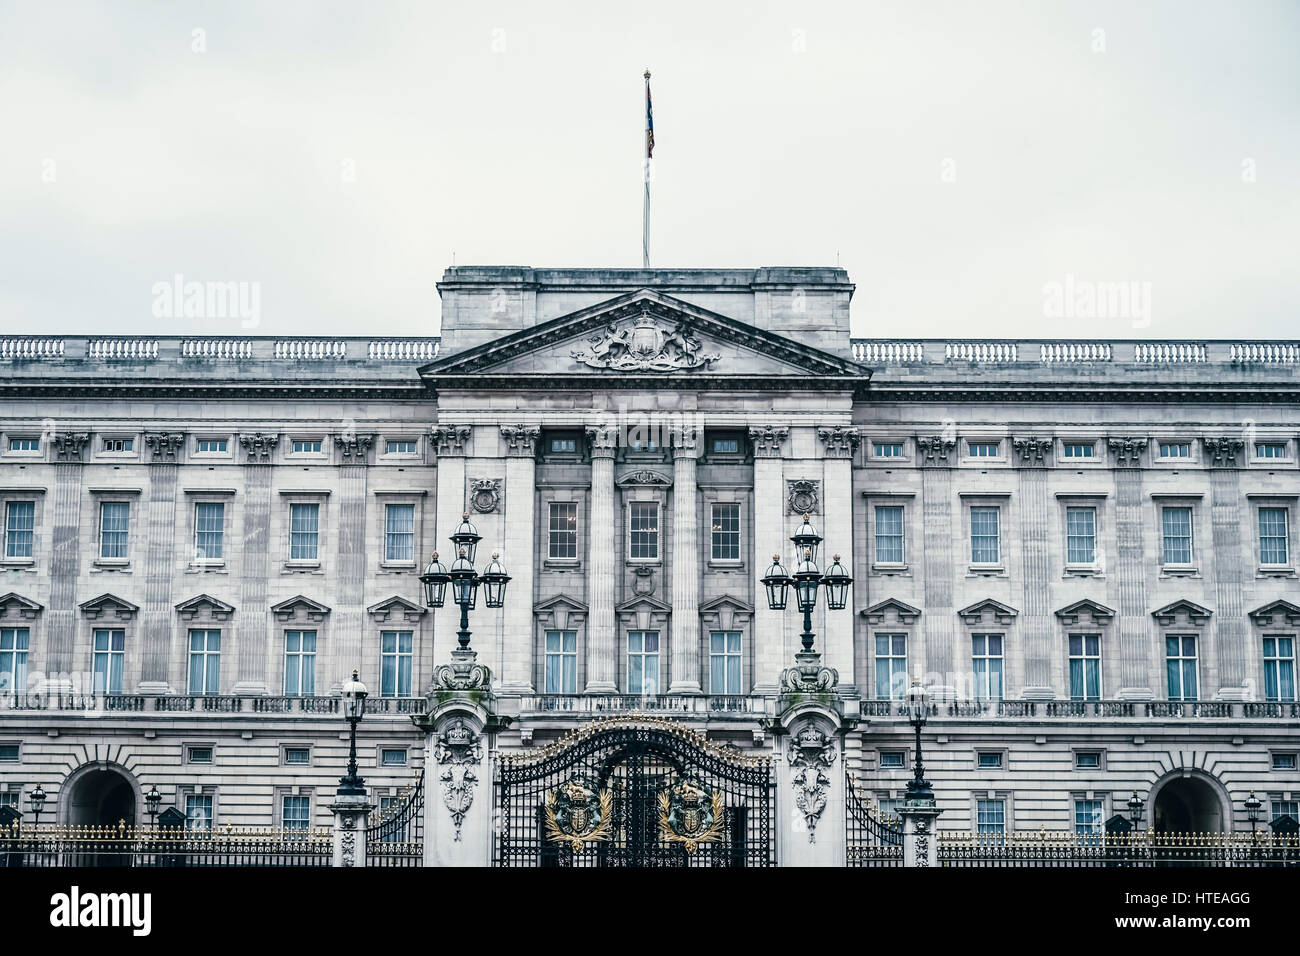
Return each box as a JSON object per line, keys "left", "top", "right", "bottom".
{"left": 571, "top": 314, "right": 720, "bottom": 372}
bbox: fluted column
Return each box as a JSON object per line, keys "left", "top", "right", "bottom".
{"left": 917, "top": 436, "right": 957, "bottom": 685}
{"left": 333, "top": 435, "right": 372, "bottom": 692}
{"left": 1109, "top": 438, "right": 1152, "bottom": 697}
{"left": 668, "top": 427, "right": 702, "bottom": 693}
{"left": 431, "top": 424, "right": 471, "bottom": 680}
{"left": 139, "top": 432, "right": 185, "bottom": 694}
{"left": 1013, "top": 437, "right": 1054, "bottom": 696}
{"left": 500, "top": 425, "right": 540, "bottom": 693}
{"left": 233, "top": 432, "right": 278, "bottom": 695}
{"left": 584, "top": 425, "right": 619, "bottom": 692}
{"left": 750, "top": 425, "right": 789, "bottom": 692}
{"left": 45, "top": 433, "right": 90, "bottom": 688}
{"left": 819, "top": 426, "right": 859, "bottom": 689}
{"left": 1205, "top": 438, "right": 1247, "bottom": 696}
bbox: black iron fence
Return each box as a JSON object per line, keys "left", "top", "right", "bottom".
{"left": 845, "top": 773, "right": 903, "bottom": 866}
{"left": 937, "top": 829, "right": 1300, "bottom": 867}
{"left": 0, "top": 822, "right": 332, "bottom": 867}
{"left": 365, "top": 771, "right": 424, "bottom": 867}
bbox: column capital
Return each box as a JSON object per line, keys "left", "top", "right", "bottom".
{"left": 51, "top": 431, "right": 90, "bottom": 463}
{"left": 671, "top": 425, "right": 699, "bottom": 458}
{"left": 817, "top": 425, "right": 860, "bottom": 459}
{"left": 585, "top": 424, "right": 619, "bottom": 459}
{"left": 1202, "top": 437, "right": 1245, "bottom": 468}
{"left": 1011, "top": 436, "right": 1053, "bottom": 467}
{"left": 915, "top": 435, "right": 956, "bottom": 466}
{"left": 748, "top": 424, "right": 789, "bottom": 458}
{"left": 144, "top": 431, "right": 185, "bottom": 464}
{"left": 500, "top": 424, "right": 540, "bottom": 457}
{"left": 1108, "top": 437, "right": 1150, "bottom": 467}
{"left": 334, "top": 434, "right": 374, "bottom": 466}
{"left": 239, "top": 432, "right": 279, "bottom": 464}
{"left": 431, "top": 424, "right": 471, "bottom": 457}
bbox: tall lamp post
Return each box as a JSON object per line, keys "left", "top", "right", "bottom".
{"left": 338, "top": 669, "right": 369, "bottom": 797}
{"left": 28, "top": 783, "right": 46, "bottom": 827}
{"left": 903, "top": 679, "right": 933, "bottom": 805}
{"left": 759, "top": 514, "right": 851, "bottom": 655}
{"left": 419, "top": 513, "right": 512, "bottom": 651}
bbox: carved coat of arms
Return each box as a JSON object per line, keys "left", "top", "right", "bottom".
{"left": 571, "top": 315, "right": 720, "bottom": 372}
{"left": 658, "top": 779, "right": 726, "bottom": 853}
{"left": 544, "top": 777, "right": 614, "bottom": 850}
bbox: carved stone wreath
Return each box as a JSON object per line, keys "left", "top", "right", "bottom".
{"left": 468, "top": 477, "right": 502, "bottom": 514}
{"left": 786, "top": 479, "right": 819, "bottom": 515}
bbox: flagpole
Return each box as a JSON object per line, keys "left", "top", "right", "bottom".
{"left": 643, "top": 68, "right": 651, "bottom": 268}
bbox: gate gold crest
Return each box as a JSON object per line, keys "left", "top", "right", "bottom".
{"left": 658, "top": 779, "right": 726, "bottom": 853}
{"left": 544, "top": 777, "right": 614, "bottom": 851}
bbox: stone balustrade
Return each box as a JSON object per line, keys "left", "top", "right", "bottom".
{"left": 0, "top": 335, "right": 441, "bottom": 363}
{"left": 850, "top": 338, "right": 1299, "bottom": 366}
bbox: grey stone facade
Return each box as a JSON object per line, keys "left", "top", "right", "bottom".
{"left": 1, "top": 266, "right": 1297, "bottom": 836}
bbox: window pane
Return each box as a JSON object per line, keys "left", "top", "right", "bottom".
{"left": 290, "top": 504, "right": 319, "bottom": 560}
{"left": 194, "top": 502, "right": 225, "bottom": 559}
{"left": 874, "top": 505, "right": 904, "bottom": 563}
{"left": 970, "top": 507, "right": 1000, "bottom": 564}
{"left": 100, "top": 502, "right": 130, "bottom": 558}
{"left": 629, "top": 503, "right": 659, "bottom": 559}
{"left": 1259, "top": 508, "right": 1288, "bottom": 565}
{"left": 5, "top": 501, "right": 35, "bottom": 558}
{"left": 710, "top": 503, "right": 741, "bottom": 561}
{"left": 385, "top": 504, "right": 415, "bottom": 562}
{"left": 1161, "top": 507, "right": 1193, "bottom": 564}
{"left": 548, "top": 502, "right": 578, "bottom": 559}
{"left": 1066, "top": 507, "right": 1096, "bottom": 564}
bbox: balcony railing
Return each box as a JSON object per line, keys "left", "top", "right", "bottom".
{"left": 860, "top": 698, "right": 1299, "bottom": 720}
{"left": 0, "top": 335, "right": 440, "bottom": 364}
{"left": 0, "top": 693, "right": 415, "bottom": 716}
{"left": 849, "top": 337, "right": 1300, "bottom": 366}
{"left": 514, "top": 694, "right": 769, "bottom": 716}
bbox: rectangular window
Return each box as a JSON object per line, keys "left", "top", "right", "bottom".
{"left": 627, "top": 630, "right": 660, "bottom": 695}
{"left": 1256, "top": 442, "right": 1287, "bottom": 459}
{"left": 1259, "top": 508, "right": 1289, "bottom": 566}
{"left": 187, "top": 629, "right": 221, "bottom": 695}
{"left": 385, "top": 440, "right": 417, "bottom": 455}
{"left": 4, "top": 501, "right": 35, "bottom": 559}
{"left": 1271, "top": 754, "right": 1298, "bottom": 771}
{"left": 874, "top": 633, "right": 907, "bottom": 700}
{"left": 548, "top": 501, "right": 578, "bottom": 559}
{"left": 196, "top": 439, "right": 227, "bottom": 453}
{"left": 970, "top": 507, "right": 1000, "bottom": 565}
{"left": 710, "top": 502, "right": 741, "bottom": 561}
{"left": 1062, "top": 442, "right": 1095, "bottom": 459}
{"left": 103, "top": 438, "right": 134, "bottom": 452}
{"left": 879, "top": 751, "right": 905, "bottom": 769}
{"left": 384, "top": 503, "right": 415, "bottom": 563}
{"left": 0, "top": 745, "right": 17, "bottom": 762}
{"left": 194, "top": 502, "right": 225, "bottom": 560}
{"left": 1161, "top": 507, "right": 1194, "bottom": 565}
{"left": 284, "top": 748, "right": 311, "bottom": 765}
{"left": 0, "top": 791, "right": 17, "bottom": 808}
{"left": 972, "top": 634, "right": 1004, "bottom": 701}
{"left": 549, "top": 437, "right": 576, "bottom": 454}
{"left": 289, "top": 503, "right": 319, "bottom": 560}
{"left": 874, "top": 505, "right": 904, "bottom": 564}
{"left": 976, "top": 799, "right": 1006, "bottom": 839}
{"left": 186, "top": 746, "right": 213, "bottom": 764}
{"left": 544, "top": 629, "right": 578, "bottom": 694}
{"left": 1274, "top": 800, "right": 1300, "bottom": 822}
{"left": 380, "top": 630, "right": 413, "bottom": 698}
{"left": 284, "top": 630, "right": 317, "bottom": 697}
{"left": 873, "top": 442, "right": 904, "bottom": 458}
{"left": 381, "top": 748, "right": 407, "bottom": 767}
{"left": 977, "top": 752, "right": 1003, "bottom": 769}
{"left": 92, "top": 629, "right": 125, "bottom": 695}
{"left": 1074, "top": 799, "right": 1103, "bottom": 835}
{"left": 968, "top": 441, "right": 1000, "bottom": 458}
{"left": 8, "top": 438, "right": 39, "bottom": 452}
{"left": 1263, "top": 636, "right": 1296, "bottom": 703}
{"left": 1065, "top": 507, "right": 1096, "bottom": 565}
{"left": 1075, "top": 751, "right": 1102, "bottom": 770}
{"left": 709, "top": 630, "right": 742, "bottom": 694}
{"left": 711, "top": 437, "right": 740, "bottom": 454}
{"left": 0, "top": 628, "right": 30, "bottom": 695}
{"left": 292, "top": 440, "right": 322, "bottom": 454}
{"left": 98, "top": 502, "right": 130, "bottom": 559}
{"left": 1068, "top": 634, "right": 1102, "bottom": 701}
{"left": 185, "top": 795, "right": 213, "bottom": 832}
{"left": 628, "top": 502, "right": 659, "bottom": 560}
{"left": 1158, "top": 442, "right": 1190, "bottom": 458}
{"left": 1166, "top": 635, "right": 1198, "bottom": 701}
{"left": 282, "top": 795, "right": 311, "bottom": 831}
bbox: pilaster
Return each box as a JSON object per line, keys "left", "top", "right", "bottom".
{"left": 918, "top": 436, "right": 956, "bottom": 685}
{"left": 818, "top": 427, "right": 858, "bottom": 691}
{"left": 500, "top": 425, "right": 540, "bottom": 693}
{"left": 1109, "top": 437, "right": 1153, "bottom": 697}
{"left": 584, "top": 425, "right": 618, "bottom": 692}
{"left": 45, "top": 433, "right": 89, "bottom": 685}
{"left": 138, "top": 432, "right": 183, "bottom": 694}
{"left": 333, "top": 435, "right": 372, "bottom": 693}
{"left": 233, "top": 433, "right": 277, "bottom": 695}
{"left": 750, "top": 425, "right": 789, "bottom": 693}
{"left": 1014, "top": 437, "right": 1053, "bottom": 697}
{"left": 1206, "top": 441, "right": 1247, "bottom": 696}
{"left": 668, "top": 427, "right": 701, "bottom": 693}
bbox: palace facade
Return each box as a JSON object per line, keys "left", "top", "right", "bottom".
{"left": 1, "top": 266, "right": 1298, "bottom": 838}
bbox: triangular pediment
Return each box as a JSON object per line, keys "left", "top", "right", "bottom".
{"left": 0, "top": 592, "right": 44, "bottom": 620}
{"left": 366, "top": 595, "right": 427, "bottom": 623}
{"left": 271, "top": 595, "right": 332, "bottom": 622}
{"left": 958, "top": 598, "right": 1019, "bottom": 625}
{"left": 420, "top": 290, "right": 869, "bottom": 390}
{"left": 79, "top": 593, "right": 139, "bottom": 620}
{"left": 1054, "top": 599, "right": 1116, "bottom": 626}
{"left": 1248, "top": 600, "right": 1300, "bottom": 626}
{"left": 862, "top": 598, "right": 922, "bottom": 624}
{"left": 534, "top": 593, "right": 589, "bottom": 614}
{"left": 616, "top": 594, "right": 673, "bottom": 614}
{"left": 1151, "top": 599, "right": 1212, "bottom": 626}
{"left": 175, "top": 593, "right": 236, "bottom": 621}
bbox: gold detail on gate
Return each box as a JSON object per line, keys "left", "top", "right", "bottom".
{"left": 543, "top": 777, "right": 614, "bottom": 851}
{"left": 658, "top": 779, "right": 726, "bottom": 853}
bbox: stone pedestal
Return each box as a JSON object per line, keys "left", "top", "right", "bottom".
{"left": 900, "top": 802, "right": 942, "bottom": 868}
{"left": 770, "top": 650, "right": 857, "bottom": 867}
{"left": 329, "top": 790, "right": 373, "bottom": 868}
{"left": 411, "top": 648, "right": 505, "bottom": 867}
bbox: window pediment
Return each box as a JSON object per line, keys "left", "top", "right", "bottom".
{"left": 862, "top": 598, "right": 922, "bottom": 625}
{"left": 1247, "top": 599, "right": 1300, "bottom": 627}
{"left": 535, "top": 593, "right": 588, "bottom": 631}
{"left": 1054, "top": 599, "right": 1115, "bottom": 626}
{"left": 1151, "top": 599, "right": 1212, "bottom": 627}
{"left": 0, "top": 592, "right": 43, "bottom": 620}
{"left": 615, "top": 594, "right": 671, "bottom": 631}
{"left": 958, "top": 598, "right": 1019, "bottom": 626}
{"left": 79, "top": 593, "right": 139, "bottom": 620}
{"left": 271, "top": 595, "right": 331, "bottom": 623}
{"left": 366, "top": 595, "right": 427, "bottom": 624}
{"left": 699, "top": 595, "right": 753, "bottom": 631}
{"left": 175, "top": 593, "right": 235, "bottom": 622}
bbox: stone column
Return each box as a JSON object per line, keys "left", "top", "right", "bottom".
{"left": 1013, "top": 437, "right": 1054, "bottom": 697}
{"left": 668, "top": 427, "right": 701, "bottom": 693}
{"left": 773, "top": 650, "right": 856, "bottom": 866}
{"left": 1109, "top": 438, "right": 1153, "bottom": 698}
{"left": 917, "top": 437, "right": 957, "bottom": 690}
{"left": 412, "top": 650, "right": 497, "bottom": 867}
{"left": 1205, "top": 438, "right": 1247, "bottom": 697}
{"left": 233, "top": 433, "right": 277, "bottom": 695}
{"left": 750, "top": 425, "right": 789, "bottom": 693}
{"left": 819, "top": 426, "right": 859, "bottom": 691}
{"left": 333, "top": 435, "right": 372, "bottom": 692}
{"left": 584, "top": 425, "right": 618, "bottom": 692}
{"left": 900, "top": 803, "right": 942, "bottom": 867}
{"left": 139, "top": 432, "right": 184, "bottom": 694}
{"left": 329, "top": 789, "right": 373, "bottom": 868}
{"left": 500, "top": 425, "right": 540, "bottom": 693}
{"left": 45, "top": 433, "right": 89, "bottom": 688}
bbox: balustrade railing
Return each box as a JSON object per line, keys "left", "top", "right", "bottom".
{"left": 849, "top": 337, "right": 1297, "bottom": 366}
{"left": 0, "top": 334, "right": 441, "bottom": 363}
{"left": 515, "top": 694, "right": 768, "bottom": 715}
{"left": 937, "top": 828, "right": 1300, "bottom": 867}
{"left": 0, "top": 822, "right": 332, "bottom": 867}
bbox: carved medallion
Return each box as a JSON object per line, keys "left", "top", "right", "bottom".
{"left": 544, "top": 777, "right": 614, "bottom": 851}
{"left": 786, "top": 479, "right": 819, "bottom": 515}
{"left": 658, "top": 779, "right": 726, "bottom": 853}
{"left": 468, "top": 477, "right": 502, "bottom": 514}
{"left": 571, "top": 314, "right": 720, "bottom": 372}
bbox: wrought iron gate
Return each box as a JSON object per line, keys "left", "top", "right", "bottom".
{"left": 495, "top": 716, "right": 776, "bottom": 867}
{"left": 845, "top": 771, "right": 904, "bottom": 866}
{"left": 365, "top": 770, "right": 424, "bottom": 867}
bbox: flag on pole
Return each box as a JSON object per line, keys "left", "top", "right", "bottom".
{"left": 644, "top": 69, "right": 654, "bottom": 158}
{"left": 643, "top": 69, "right": 652, "bottom": 268}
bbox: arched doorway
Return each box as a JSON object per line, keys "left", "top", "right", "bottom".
{"left": 62, "top": 763, "right": 139, "bottom": 866}
{"left": 1151, "top": 772, "right": 1226, "bottom": 834}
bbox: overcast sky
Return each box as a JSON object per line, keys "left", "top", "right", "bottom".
{"left": 1, "top": 0, "right": 1297, "bottom": 340}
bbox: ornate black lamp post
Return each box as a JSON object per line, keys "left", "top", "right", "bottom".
{"left": 759, "top": 514, "right": 851, "bottom": 655}
{"left": 904, "top": 679, "right": 933, "bottom": 804}
{"left": 419, "top": 513, "right": 511, "bottom": 651}
{"left": 338, "top": 669, "right": 369, "bottom": 797}
{"left": 144, "top": 785, "right": 161, "bottom": 826}
{"left": 28, "top": 783, "right": 46, "bottom": 827}
{"left": 1127, "top": 789, "right": 1145, "bottom": 829}
{"left": 1244, "top": 790, "right": 1262, "bottom": 839}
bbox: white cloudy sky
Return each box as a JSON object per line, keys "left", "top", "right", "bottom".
{"left": 1, "top": 0, "right": 1296, "bottom": 340}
